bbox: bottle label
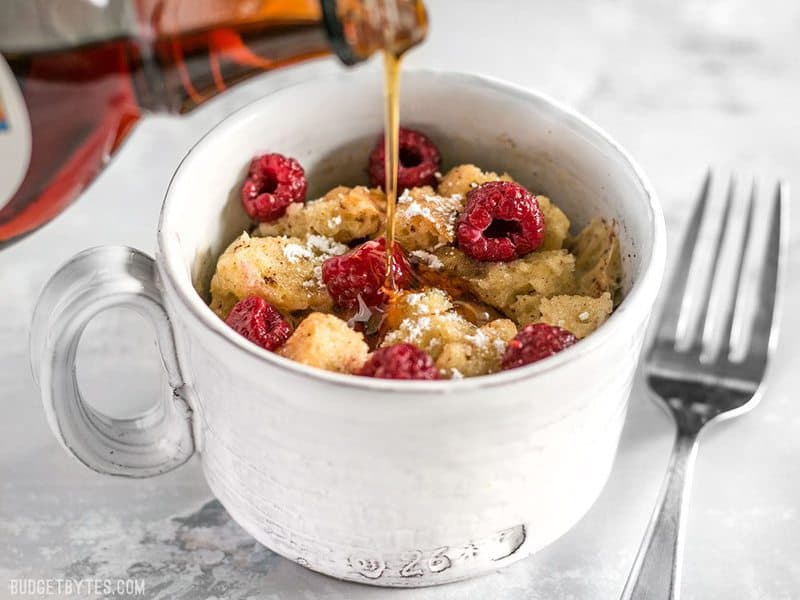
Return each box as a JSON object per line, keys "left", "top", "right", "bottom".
{"left": 0, "top": 55, "right": 31, "bottom": 211}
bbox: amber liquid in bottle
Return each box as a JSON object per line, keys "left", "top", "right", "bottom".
{"left": 0, "top": 0, "right": 427, "bottom": 247}
{"left": 0, "top": 1, "right": 330, "bottom": 246}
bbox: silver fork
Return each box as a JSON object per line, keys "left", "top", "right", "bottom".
{"left": 621, "top": 172, "right": 788, "bottom": 600}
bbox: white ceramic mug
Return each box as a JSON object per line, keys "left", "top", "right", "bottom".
{"left": 30, "top": 70, "right": 666, "bottom": 587}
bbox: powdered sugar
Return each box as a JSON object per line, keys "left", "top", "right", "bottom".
{"left": 410, "top": 250, "right": 444, "bottom": 270}
{"left": 404, "top": 316, "right": 432, "bottom": 343}
{"left": 285, "top": 235, "right": 347, "bottom": 289}
{"left": 404, "top": 201, "right": 435, "bottom": 222}
{"left": 465, "top": 329, "right": 490, "bottom": 349}
{"left": 397, "top": 191, "right": 464, "bottom": 241}
{"left": 405, "top": 293, "right": 424, "bottom": 306}
{"left": 283, "top": 243, "right": 314, "bottom": 263}
{"left": 303, "top": 265, "right": 325, "bottom": 289}
{"left": 385, "top": 316, "right": 432, "bottom": 345}
{"left": 284, "top": 235, "right": 347, "bottom": 264}
{"left": 424, "top": 193, "right": 462, "bottom": 204}
{"left": 306, "top": 234, "right": 348, "bottom": 256}
{"left": 403, "top": 293, "right": 430, "bottom": 315}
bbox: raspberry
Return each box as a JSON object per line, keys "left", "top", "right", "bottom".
{"left": 240, "top": 153, "right": 307, "bottom": 222}
{"left": 358, "top": 343, "right": 440, "bottom": 380}
{"left": 225, "top": 296, "right": 292, "bottom": 351}
{"left": 501, "top": 323, "right": 577, "bottom": 370}
{"left": 456, "top": 181, "right": 545, "bottom": 261}
{"left": 368, "top": 127, "right": 441, "bottom": 190}
{"left": 321, "top": 238, "right": 413, "bottom": 309}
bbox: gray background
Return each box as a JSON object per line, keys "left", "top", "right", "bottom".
{"left": 2, "top": 0, "right": 799, "bottom": 598}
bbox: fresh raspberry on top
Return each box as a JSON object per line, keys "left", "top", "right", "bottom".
{"left": 501, "top": 323, "right": 577, "bottom": 370}
{"left": 321, "top": 238, "right": 413, "bottom": 309}
{"left": 368, "top": 127, "right": 441, "bottom": 190}
{"left": 240, "top": 153, "right": 307, "bottom": 222}
{"left": 456, "top": 181, "right": 545, "bottom": 262}
{"left": 225, "top": 296, "right": 292, "bottom": 351}
{"left": 358, "top": 343, "right": 440, "bottom": 380}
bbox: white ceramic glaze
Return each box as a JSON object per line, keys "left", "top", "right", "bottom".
{"left": 31, "top": 70, "right": 666, "bottom": 587}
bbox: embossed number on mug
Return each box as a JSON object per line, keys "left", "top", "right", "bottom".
{"left": 399, "top": 550, "right": 424, "bottom": 577}
{"left": 348, "top": 524, "right": 526, "bottom": 580}
{"left": 348, "top": 556, "right": 386, "bottom": 579}
{"left": 428, "top": 546, "right": 451, "bottom": 573}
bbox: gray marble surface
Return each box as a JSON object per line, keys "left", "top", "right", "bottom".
{"left": 2, "top": 0, "right": 800, "bottom": 598}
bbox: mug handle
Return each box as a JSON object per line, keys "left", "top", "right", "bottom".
{"left": 30, "top": 246, "right": 195, "bottom": 477}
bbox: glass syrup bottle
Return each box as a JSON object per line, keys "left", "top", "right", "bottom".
{"left": 0, "top": 0, "right": 427, "bottom": 247}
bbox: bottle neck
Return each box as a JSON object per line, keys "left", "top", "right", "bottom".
{"left": 131, "top": 0, "right": 428, "bottom": 114}
{"left": 322, "top": 0, "right": 428, "bottom": 65}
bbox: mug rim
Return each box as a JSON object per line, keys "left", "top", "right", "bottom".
{"left": 157, "top": 68, "right": 666, "bottom": 393}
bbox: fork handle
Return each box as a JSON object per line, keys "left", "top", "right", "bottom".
{"left": 621, "top": 429, "right": 699, "bottom": 600}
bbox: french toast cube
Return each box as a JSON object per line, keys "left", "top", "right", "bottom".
{"left": 209, "top": 232, "right": 346, "bottom": 317}
{"left": 256, "top": 185, "right": 384, "bottom": 243}
{"left": 437, "top": 164, "right": 514, "bottom": 198}
{"left": 279, "top": 312, "right": 368, "bottom": 373}
{"left": 393, "top": 186, "right": 464, "bottom": 251}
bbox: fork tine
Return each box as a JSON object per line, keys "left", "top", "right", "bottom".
{"left": 653, "top": 170, "right": 713, "bottom": 345}
{"left": 717, "top": 179, "right": 755, "bottom": 361}
{"left": 743, "top": 181, "right": 786, "bottom": 365}
{"left": 691, "top": 176, "right": 735, "bottom": 352}
{"left": 719, "top": 179, "right": 758, "bottom": 360}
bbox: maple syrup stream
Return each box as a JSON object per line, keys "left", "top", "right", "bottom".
{"left": 375, "top": 49, "right": 500, "bottom": 340}
{"left": 382, "top": 50, "right": 403, "bottom": 288}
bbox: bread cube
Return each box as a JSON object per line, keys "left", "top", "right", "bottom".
{"left": 209, "top": 232, "right": 346, "bottom": 317}
{"left": 434, "top": 247, "right": 576, "bottom": 312}
{"left": 279, "top": 313, "right": 368, "bottom": 373}
{"left": 538, "top": 195, "right": 571, "bottom": 250}
{"left": 256, "top": 186, "right": 384, "bottom": 243}
{"left": 505, "top": 293, "right": 544, "bottom": 326}
{"left": 393, "top": 186, "right": 464, "bottom": 250}
{"left": 381, "top": 312, "right": 474, "bottom": 361}
{"left": 568, "top": 218, "right": 623, "bottom": 301}
{"left": 538, "top": 292, "right": 613, "bottom": 339}
{"left": 383, "top": 287, "right": 517, "bottom": 378}
{"left": 437, "top": 164, "right": 514, "bottom": 198}
{"left": 387, "top": 288, "right": 453, "bottom": 328}
{"left": 436, "top": 318, "right": 518, "bottom": 378}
